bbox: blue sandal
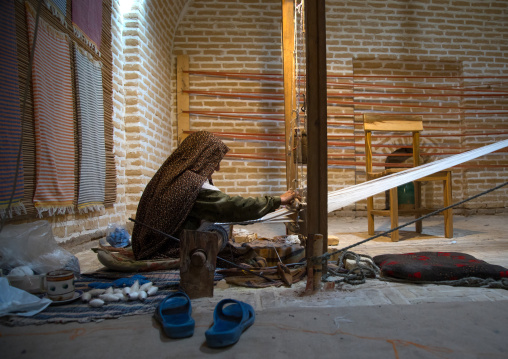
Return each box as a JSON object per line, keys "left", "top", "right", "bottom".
{"left": 154, "top": 291, "right": 195, "bottom": 339}
{"left": 205, "top": 299, "right": 255, "bottom": 348}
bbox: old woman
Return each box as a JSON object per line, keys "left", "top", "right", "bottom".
{"left": 132, "top": 131, "right": 296, "bottom": 260}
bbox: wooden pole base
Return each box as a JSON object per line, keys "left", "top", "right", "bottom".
{"left": 304, "top": 233, "right": 323, "bottom": 294}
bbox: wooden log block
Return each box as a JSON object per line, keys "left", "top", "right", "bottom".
{"left": 180, "top": 230, "right": 219, "bottom": 299}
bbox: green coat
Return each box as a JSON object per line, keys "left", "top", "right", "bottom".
{"left": 183, "top": 189, "right": 281, "bottom": 230}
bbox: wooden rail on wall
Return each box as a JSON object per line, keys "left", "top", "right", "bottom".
{"left": 177, "top": 54, "right": 189, "bottom": 144}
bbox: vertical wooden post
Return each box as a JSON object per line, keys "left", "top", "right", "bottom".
{"left": 282, "top": 0, "right": 297, "bottom": 190}
{"left": 305, "top": 0, "right": 328, "bottom": 289}
{"left": 177, "top": 55, "right": 189, "bottom": 144}
{"left": 365, "top": 130, "right": 375, "bottom": 235}
{"left": 389, "top": 187, "right": 399, "bottom": 242}
{"left": 413, "top": 131, "right": 423, "bottom": 233}
{"left": 304, "top": 233, "right": 323, "bottom": 293}
{"left": 444, "top": 171, "right": 453, "bottom": 238}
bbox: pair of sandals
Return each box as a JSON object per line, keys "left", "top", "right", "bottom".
{"left": 154, "top": 291, "right": 255, "bottom": 348}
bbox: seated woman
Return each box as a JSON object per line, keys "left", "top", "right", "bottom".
{"left": 131, "top": 131, "right": 297, "bottom": 260}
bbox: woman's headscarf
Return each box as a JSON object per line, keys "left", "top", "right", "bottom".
{"left": 132, "top": 131, "right": 229, "bottom": 260}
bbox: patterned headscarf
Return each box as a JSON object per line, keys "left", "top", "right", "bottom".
{"left": 132, "top": 131, "right": 229, "bottom": 260}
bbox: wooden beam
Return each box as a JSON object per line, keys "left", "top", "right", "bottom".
{"left": 363, "top": 114, "right": 424, "bottom": 132}
{"left": 282, "top": 0, "right": 297, "bottom": 190}
{"left": 177, "top": 54, "right": 189, "bottom": 144}
{"left": 305, "top": 0, "right": 328, "bottom": 288}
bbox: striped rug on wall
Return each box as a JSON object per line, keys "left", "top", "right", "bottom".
{"left": 74, "top": 45, "right": 106, "bottom": 213}
{"left": 72, "top": 0, "right": 102, "bottom": 54}
{"left": 26, "top": 3, "right": 75, "bottom": 217}
{"left": 49, "top": 0, "right": 67, "bottom": 15}
{"left": 43, "top": 0, "right": 67, "bottom": 26}
{"left": 0, "top": 0, "right": 25, "bottom": 218}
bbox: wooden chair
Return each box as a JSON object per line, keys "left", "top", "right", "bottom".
{"left": 364, "top": 114, "right": 453, "bottom": 241}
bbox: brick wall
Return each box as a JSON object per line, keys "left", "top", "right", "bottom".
{"left": 26, "top": 0, "right": 507, "bottom": 244}
{"left": 122, "top": 0, "right": 185, "bottom": 216}
{"left": 172, "top": 0, "right": 288, "bottom": 199}
{"left": 172, "top": 0, "right": 508, "bottom": 215}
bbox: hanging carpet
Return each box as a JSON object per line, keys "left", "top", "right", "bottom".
{"left": 26, "top": 3, "right": 75, "bottom": 216}
{"left": 0, "top": 0, "right": 25, "bottom": 218}
{"left": 72, "top": 0, "right": 102, "bottom": 53}
{"left": 74, "top": 45, "right": 106, "bottom": 213}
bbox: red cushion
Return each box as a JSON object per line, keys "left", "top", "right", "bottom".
{"left": 373, "top": 252, "right": 508, "bottom": 281}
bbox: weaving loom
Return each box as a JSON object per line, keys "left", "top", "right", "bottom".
{"left": 219, "top": 2, "right": 508, "bottom": 291}
{"left": 254, "top": 138, "right": 508, "bottom": 224}
{"left": 175, "top": 2, "right": 508, "bottom": 291}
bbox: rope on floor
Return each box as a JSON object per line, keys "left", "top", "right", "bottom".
{"left": 324, "top": 251, "right": 380, "bottom": 285}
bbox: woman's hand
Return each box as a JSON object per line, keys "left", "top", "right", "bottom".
{"left": 280, "top": 190, "right": 300, "bottom": 205}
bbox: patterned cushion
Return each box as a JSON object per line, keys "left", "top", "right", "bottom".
{"left": 374, "top": 252, "right": 508, "bottom": 282}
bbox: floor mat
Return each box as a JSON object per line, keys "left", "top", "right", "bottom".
{"left": 1, "top": 270, "right": 223, "bottom": 327}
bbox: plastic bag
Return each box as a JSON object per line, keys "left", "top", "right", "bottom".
{"left": 0, "top": 277, "right": 51, "bottom": 317}
{"left": 0, "top": 220, "right": 80, "bottom": 276}
{"left": 105, "top": 223, "right": 131, "bottom": 248}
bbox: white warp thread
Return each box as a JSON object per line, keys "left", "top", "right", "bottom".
{"left": 257, "top": 139, "right": 508, "bottom": 223}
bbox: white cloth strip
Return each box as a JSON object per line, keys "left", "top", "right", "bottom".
{"left": 328, "top": 139, "right": 508, "bottom": 212}
{"left": 257, "top": 139, "right": 508, "bottom": 223}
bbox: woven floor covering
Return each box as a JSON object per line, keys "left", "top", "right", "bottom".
{"left": 1, "top": 270, "right": 223, "bottom": 327}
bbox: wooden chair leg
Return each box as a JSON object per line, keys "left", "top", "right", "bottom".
{"left": 443, "top": 171, "right": 453, "bottom": 238}
{"left": 389, "top": 187, "right": 399, "bottom": 242}
{"left": 367, "top": 196, "right": 374, "bottom": 235}
{"left": 414, "top": 181, "right": 422, "bottom": 233}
